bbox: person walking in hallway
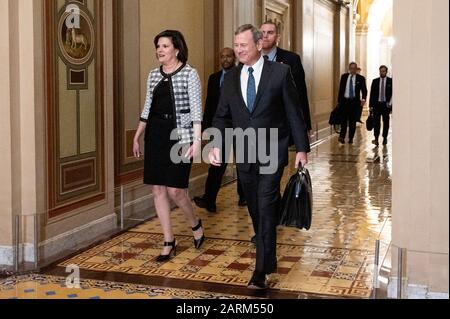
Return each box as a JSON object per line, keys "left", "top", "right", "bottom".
{"left": 133, "top": 30, "right": 205, "bottom": 263}
{"left": 193, "top": 47, "right": 247, "bottom": 213}
{"left": 370, "top": 65, "right": 393, "bottom": 146}
{"left": 260, "top": 21, "right": 312, "bottom": 136}
{"left": 210, "top": 25, "right": 310, "bottom": 289}
{"left": 356, "top": 67, "right": 364, "bottom": 124}
{"left": 337, "top": 62, "right": 368, "bottom": 144}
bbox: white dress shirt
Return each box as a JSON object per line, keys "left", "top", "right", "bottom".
{"left": 241, "top": 55, "right": 265, "bottom": 107}
{"left": 344, "top": 74, "right": 357, "bottom": 99}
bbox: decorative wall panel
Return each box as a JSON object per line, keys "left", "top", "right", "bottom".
{"left": 45, "top": 0, "right": 105, "bottom": 218}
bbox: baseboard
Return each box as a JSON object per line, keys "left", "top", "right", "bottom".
{"left": 0, "top": 243, "right": 35, "bottom": 266}
{"left": 0, "top": 246, "right": 13, "bottom": 266}
{"left": 0, "top": 213, "right": 118, "bottom": 268}
{"left": 39, "top": 213, "right": 117, "bottom": 264}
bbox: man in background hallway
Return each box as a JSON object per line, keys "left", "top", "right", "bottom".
{"left": 370, "top": 65, "right": 393, "bottom": 146}
{"left": 337, "top": 62, "right": 368, "bottom": 144}
{"left": 356, "top": 67, "right": 364, "bottom": 124}
{"left": 194, "top": 48, "right": 246, "bottom": 213}
{"left": 260, "top": 21, "right": 312, "bottom": 136}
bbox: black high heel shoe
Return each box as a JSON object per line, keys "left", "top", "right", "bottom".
{"left": 156, "top": 239, "right": 177, "bottom": 262}
{"left": 192, "top": 220, "right": 205, "bottom": 249}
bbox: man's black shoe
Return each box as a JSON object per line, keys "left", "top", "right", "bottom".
{"left": 383, "top": 138, "right": 388, "bottom": 145}
{"left": 338, "top": 137, "right": 345, "bottom": 144}
{"left": 193, "top": 196, "right": 217, "bottom": 213}
{"left": 238, "top": 199, "right": 247, "bottom": 207}
{"left": 247, "top": 271, "right": 268, "bottom": 290}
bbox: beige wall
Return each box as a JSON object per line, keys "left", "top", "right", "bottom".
{"left": 218, "top": 0, "right": 264, "bottom": 51}
{"left": 392, "top": 0, "right": 449, "bottom": 295}
{"left": 0, "top": 0, "right": 12, "bottom": 246}
{"left": 0, "top": 0, "right": 39, "bottom": 246}
{"left": 139, "top": 0, "right": 216, "bottom": 105}
{"left": 299, "top": 0, "right": 349, "bottom": 126}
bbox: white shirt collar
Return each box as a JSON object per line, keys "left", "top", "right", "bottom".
{"left": 242, "top": 55, "right": 265, "bottom": 73}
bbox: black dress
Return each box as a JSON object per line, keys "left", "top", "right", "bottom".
{"left": 144, "top": 78, "right": 192, "bottom": 188}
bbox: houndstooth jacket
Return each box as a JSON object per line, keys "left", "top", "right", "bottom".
{"left": 140, "top": 64, "right": 203, "bottom": 144}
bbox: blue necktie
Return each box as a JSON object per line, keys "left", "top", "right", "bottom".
{"left": 247, "top": 67, "right": 256, "bottom": 113}
{"left": 349, "top": 75, "right": 355, "bottom": 99}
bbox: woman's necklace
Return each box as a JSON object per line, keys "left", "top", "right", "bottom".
{"left": 163, "top": 61, "right": 181, "bottom": 74}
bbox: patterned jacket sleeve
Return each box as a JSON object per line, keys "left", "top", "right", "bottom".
{"left": 188, "top": 68, "right": 203, "bottom": 123}
{"left": 140, "top": 72, "right": 153, "bottom": 123}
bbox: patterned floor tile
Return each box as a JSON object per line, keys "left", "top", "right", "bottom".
{"left": 0, "top": 274, "right": 253, "bottom": 300}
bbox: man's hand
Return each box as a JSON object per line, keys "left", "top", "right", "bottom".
{"left": 209, "top": 148, "right": 222, "bottom": 167}
{"left": 295, "top": 152, "right": 308, "bottom": 169}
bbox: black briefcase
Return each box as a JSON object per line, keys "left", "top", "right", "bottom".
{"left": 278, "top": 164, "right": 313, "bottom": 230}
{"left": 366, "top": 112, "right": 374, "bottom": 131}
{"left": 329, "top": 105, "right": 342, "bottom": 126}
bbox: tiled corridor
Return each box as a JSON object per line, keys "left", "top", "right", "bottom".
{"left": 0, "top": 126, "right": 392, "bottom": 299}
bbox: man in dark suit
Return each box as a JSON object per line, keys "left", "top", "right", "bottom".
{"left": 369, "top": 65, "right": 393, "bottom": 146}
{"left": 337, "top": 62, "right": 368, "bottom": 144}
{"left": 193, "top": 48, "right": 246, "bottom": 213}
{"left": 356, "top": 67, "right": 364, "bottom": 123}
{"left": 260, "top": 21, "right": 312, "bottom": 135}
{"left": 210, "top": 24, "right": 310, "bottom": 289}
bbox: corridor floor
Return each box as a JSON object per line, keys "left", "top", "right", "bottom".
{"left": 0, "top": 126, "right": 392, "bottom": 299}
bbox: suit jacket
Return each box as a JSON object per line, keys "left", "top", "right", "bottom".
{"left": 202, "top": 70, "right": 223, "bottom": 131}
{"left": 338, "top": 73, "right": 368, "bottom": 105}
{"left": 212, "top": 60, "right": 310, "bottom": 173}
{"left": 276, "top": 48, "right": 312, "bottom": 130}
{"left": 369, "top": 77, "right": 393, "bottom": 109}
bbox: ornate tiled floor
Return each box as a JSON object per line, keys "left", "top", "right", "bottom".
{"left": 0, "top": 274, "right": 253, "bottom": 299}
{"left": 56, "top": 126, "right": 391, "bottom": 299}
{"left": 58, "top": 232, "right": 373, "bottom": 297}
{"left": 1, "top": 126, "right": 392, "bottom": 299}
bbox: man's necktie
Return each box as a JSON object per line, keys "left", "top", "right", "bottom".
{"left": 263, "top": 55, "right": 269, "bottom": 61}
{"left": 220, "top": 71, "right": 225, "bottom": 88}
{"left": 247, "top": 67, "right": 256, "bottom": 113}
{"left": 380, "top": 78, "right": 386, "bottom": 102}
{"left": 349, "top": 75, "right": 355, "bottom": 99}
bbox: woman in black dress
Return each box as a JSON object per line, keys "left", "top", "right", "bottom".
{"left": 133, "top": 30, "right": 204, "bottom": 262}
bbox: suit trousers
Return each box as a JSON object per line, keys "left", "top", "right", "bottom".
{"left": 340, "top": 99, "right": 360, "bottom": 141}
{"left": 373, "top": 102, "right": 391, "bottom": 140}
{"left": 238, "top": 164, "right": 285, "bottom": 274}
{"left": 204, "top": 163, "right": 245, "bottom": 206}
